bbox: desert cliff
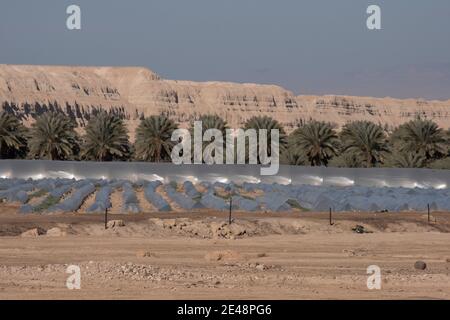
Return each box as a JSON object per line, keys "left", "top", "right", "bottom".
{"left": 2, "top": 64, "right": 450, "bottom": 138}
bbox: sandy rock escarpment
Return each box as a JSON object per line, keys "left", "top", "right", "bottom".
{"left": 2, "top": 64, "right": 450, "bottom": 137}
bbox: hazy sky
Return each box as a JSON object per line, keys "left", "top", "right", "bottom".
{"left": 1, "top": 0, "right": 450, "bottom": 99}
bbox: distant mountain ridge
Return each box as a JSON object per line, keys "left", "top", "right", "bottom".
{"left": 2, "top": 64, "right": 450, "bottom": 139}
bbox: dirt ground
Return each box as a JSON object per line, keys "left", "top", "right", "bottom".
{"left": 0, "top": 204, "right": 449, "bottom": 300}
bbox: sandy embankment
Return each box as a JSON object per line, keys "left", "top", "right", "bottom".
{"left": 0, "top": 206, "right": 449, "bottom": 300}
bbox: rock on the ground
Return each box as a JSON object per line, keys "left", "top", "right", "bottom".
{"left": 257, "top": 253, "right": 267, "bottom": 258}
{"left": 205, "top": 250, "right": 243, "bottom": 263}
{"left": 136, "top": 250, "right": 154, "bottom": 258}
{"left": 210, "top": 222, "right": 247, "bottom": 239}
{"left": 46, "top": 227, "right": 67, "bottom": 237}
{"left": 148, "top": 218, "right": 165, "bottom": 228}
{"left": 414, "top": 261, "right": 427, "bottom": 270}
{"left": 107, "top": 220, "right": 125, "bottom": 229}
{"left": 255, "top": 263, "right": 267, "bottom": 271}
{"left": 21, "top": 228, "right": 46, "bottom": 237}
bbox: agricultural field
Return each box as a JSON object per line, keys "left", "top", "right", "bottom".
{"left": 1, "top": 177, "right": 450, "bottom": 300}
{"left": 2, "top": 177, "right": 450, "bottom": 215}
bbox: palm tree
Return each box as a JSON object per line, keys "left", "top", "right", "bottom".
{"left": 134, "top": 114, "right": 178, "bottom": 162}
{"left": 329, "top": 152, "right": 364, "bottom": 168}
{"left": 244, "top": 116, "right": 288, "bottom": 163}
{"left": 190, "top": 114, "right": 229, "bottom": 163}
{"left": 391, "top": 119, "right": 447, "bottom": 161}
{"left": 385, "top": 151, "right": 427, "bottom": 168}
{"left": 0, "top": 112, "right": 28, "bottom": 159}
{"left": 340, "top": 121, "right": 388, "bottom": 168}
{"left": 81, "top": 111, "right": 130, "bottom": 161}
{"left": 28, "top": 112, "right": 79, "bottom": 160}
{"left": 289, "top": 121, "right": 339, "bottom": 166}
{"left": 428, "top": 157, "right": 450, "bottom": 170}
{"left": 196, "top": 114, "right": 228, "bottom": 134}
{"left": 283, "top": 147, "right": 306, "bottom": 166}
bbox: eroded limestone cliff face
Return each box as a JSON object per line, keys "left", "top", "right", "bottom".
{"left": 296, "top": 95, "right": 450, "bottom": 131}
{"left": 2, "top": 64, "right": 450, "bottom": 138}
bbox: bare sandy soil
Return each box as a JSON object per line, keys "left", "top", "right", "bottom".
{"left": 0, "top": 204, "right": 449, "bottom": 300}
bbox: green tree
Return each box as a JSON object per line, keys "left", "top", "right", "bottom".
{"left": 385, "top": 151, "right": 427, "bottom": 168}
{"left": 134, "top": 114, "right": 178, "bottom": 162}
{"left": 244, "top": 116, "right": 288, "bottom": 163}
{"left": 81, "top": 111, "right": 130, "bottom": 161}
{"left": 428, "top": 157, "right": 450, "bottom": 170}
{"left": 0, "top": 112, "right": 28, "bottom": 159}
{"left": 328, "top": 152, "right": 364, "bottom": 168}
{"left": 28, "top": 112, "right": 79, "bottom": 160}
{"left": 340, "top": 121, "right": 388, "bottom": 168}
{"left": 289, "top": 121, "right": 338, "bottom": 166}
{"left": 391, "top": 119, "right": 447, "bottom": 161}
{"left": 282, "top": 147, "right": 306, "bottom": 166}
{"left": 190, "top": 114, "right": 229, "bottom": 163}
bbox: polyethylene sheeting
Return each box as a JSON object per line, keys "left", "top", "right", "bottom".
{"left": 2, "top": 160, "right": 450, "bottom": 190}
{"left": 122, "top": 183, "right": 141, "bottom": 213}
{"left": 87, "top": 186, "right": 113, "bottom": 213}
{"left": 144, "top": 183, "right": 171, "bottom": 212}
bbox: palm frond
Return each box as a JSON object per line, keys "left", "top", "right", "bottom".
{"left": 28, "top": 112, "right": 79, "bottom": 160}
{"left": 81, "top": 111, "right": 130, "bottom": 161}
{"left": 135, "top": 114, "right": 178, "bottom": 162}
{"left": 289, "top": 121, "right": 338, "bottom": 166}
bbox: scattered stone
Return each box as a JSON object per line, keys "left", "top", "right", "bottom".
{"left": 205, "top": 250, "right": 243, "bottom": 263}
{"left": 343, "top": 249, "right": 355, "bottom": 256}
{"left": 257, "top": 253, "right": 267, "bottom": 258}
{"left": 148, "top": 218, "right": 164, "bottom": 227}
{"left": 342, "top": 248, "right": 368, "bottom": 257}
{"left": 414, "top": 261, "right": 427, "bottom": 270}
{"left": 136, "top": 250, "right": 154, "bottom": 258}
{"left": 46, "top": 227, "right": 66, "bottom": 237}
{"left": 163, "top": 219, "right": 177, "bottom": 229}
{"left": 352, "top": 225, "right": 372, "bottom": 234}
{"left": 211, "top": 222, "right": 247, "bottom": 239}
{"left": 255, "top": 263, "right": 266, "bottom": 271}
{"left": 107, "top": 220, "right": 125, "bottom": 229}
{"left": 21, "top": 227, "right": 46, "bottom": 237}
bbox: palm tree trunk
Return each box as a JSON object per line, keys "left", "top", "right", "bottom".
{"left": 367, "top": 152, "right": 372, "bottom": 168}
{"left": 156, "top": 146, "right": 161, "bottom": 162}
